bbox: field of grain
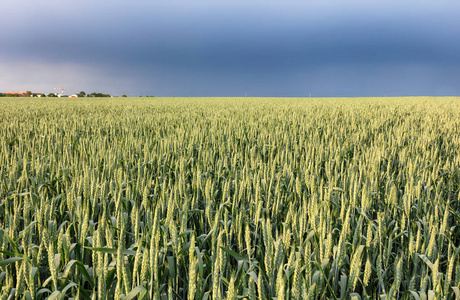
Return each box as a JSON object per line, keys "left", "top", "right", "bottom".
{"left": 1, "top": 97, "right": 460, "bottom": 299}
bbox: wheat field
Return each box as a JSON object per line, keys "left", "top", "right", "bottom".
{"left": 1, "top": 97, "right": 459, "bottom": 299}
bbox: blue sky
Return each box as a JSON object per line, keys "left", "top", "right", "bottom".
{"left": 1, "top": 0, "right": 459, "bottom": 97}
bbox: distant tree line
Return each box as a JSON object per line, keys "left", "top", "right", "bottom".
{"left": 1, "top": 91, "right": 117, "bottom": 97}
{"left": 78, "top": 91, "right": 112, "bottom": 97}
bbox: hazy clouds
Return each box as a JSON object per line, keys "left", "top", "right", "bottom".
{"left": 1, "top": 0, "right": 459, "bottom": 96}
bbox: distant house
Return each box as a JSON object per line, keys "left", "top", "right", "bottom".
{"left": 57, "top": 94, "right": 69, "bottom": 98}
{"left": 7, "top": 91, "right": 29, "bottom": 97}
{"left": 69, "top": 95, "right": 78, "bottom": 98}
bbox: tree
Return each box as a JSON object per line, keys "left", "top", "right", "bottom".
{"left": 48, "top": 93, "right": 57, "bottom": 97}
{"left": 88, "top": 92, "right": 111, "bottom": 97}
{"left": 77, "top": 91, "right": 86, "bottom": 97}
{"left": 122, "top": 95, "right": 127, "bottom": 97}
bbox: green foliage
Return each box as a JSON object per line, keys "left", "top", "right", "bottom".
{"left": 1, "top": 97, "right": 460, "bottom": 299}
{"left": 88, "top": 92, "right": 111, "bottom": 97}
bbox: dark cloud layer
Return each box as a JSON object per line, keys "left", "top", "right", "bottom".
{"left": 1, "top": 0, "right": 459, "bottom": 96}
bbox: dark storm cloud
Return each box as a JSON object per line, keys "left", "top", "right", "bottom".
{"left": 1, "top": 0, "right": 460, "bottom": 96}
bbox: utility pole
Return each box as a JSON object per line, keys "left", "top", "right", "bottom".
{"left": 54, "top": 87, "right": 66, "bottom": 95}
